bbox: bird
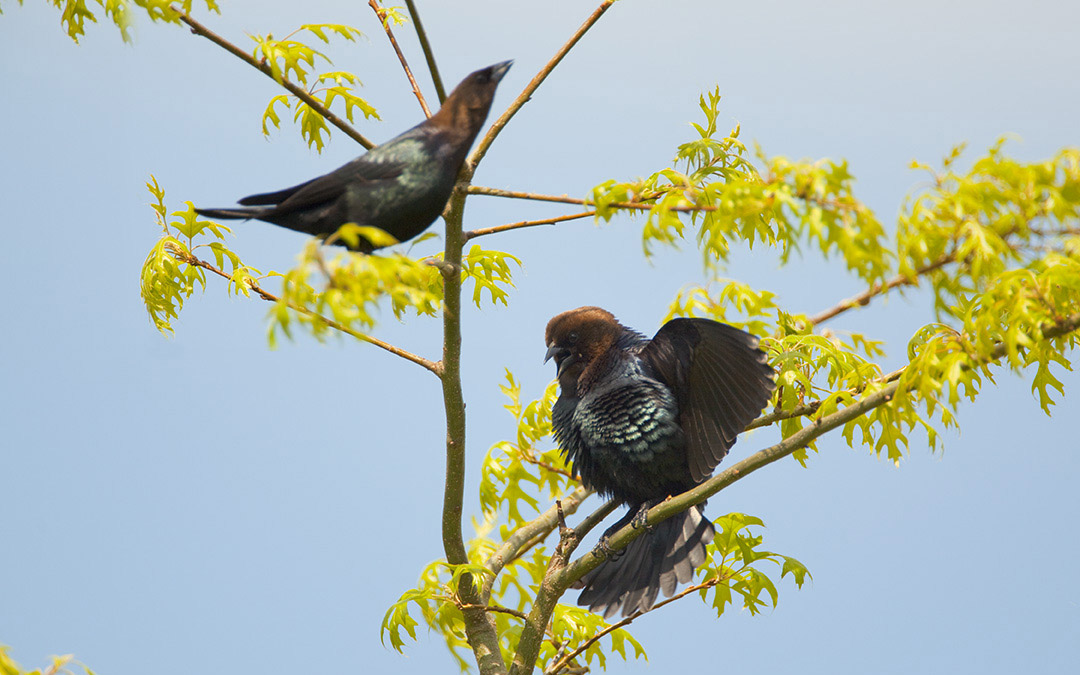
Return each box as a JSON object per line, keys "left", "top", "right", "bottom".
{"left": 544, "top": 306, "right": 775, "bottom": 618}
{"left": 195, "top": 60, "right": 513, "bottom": 253}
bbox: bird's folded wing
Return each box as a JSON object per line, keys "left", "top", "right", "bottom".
{"left": 236, "top": 158, "right": 408, "bottom": 214}
{"left": 237, "top": 177, "right": 319, "bottom": 206}
{"left": 640, "top": 318, "right": 775, "bottom": 482}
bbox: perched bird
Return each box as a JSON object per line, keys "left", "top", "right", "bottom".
{"left": 195, "top": 60, "right": 513, "bottom": 253}
{"left": 545, "top": 306, "right": 775, "bottom": 618}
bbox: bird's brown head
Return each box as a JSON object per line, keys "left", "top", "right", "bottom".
{"left": 435, "top": 60, "right": 513, "bottom": 135}
{"left": 544, "top": 306, "right": 624, "bottom": 391}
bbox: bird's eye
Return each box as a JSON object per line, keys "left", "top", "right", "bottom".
{"left": 568, "top": 331, "right": 579, "bottom": 344}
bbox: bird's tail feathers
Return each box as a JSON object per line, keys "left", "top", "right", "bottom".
{"left": 194, "top": 206, "right": 266, "bottom": 221}
{"left": 577, "top": 504, "right": 714, "bottom": 619}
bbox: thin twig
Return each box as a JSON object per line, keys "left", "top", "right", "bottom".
{"left": 403, "top": 0, "right": 446, "bottom": 104}
{"left": 172, "top": 7, "right": 376, "bottom": 149}
{"left": 483, "top": 487, "right": 591, "bottom": 593}
{"left": 745, "top": 367, "right": 905, "bottom": 431}
{"left": 368, "top": 0, "right": 432, "bottom": 117}
{"left": 807, "top": 253, "right": 954, "bottom": 325}
{"left": 170, "top": 246, "right": 442, "bottom": 376}
{"left": 521, "top": 449, "right": 577, "bottom": 479}
{"left": 459, "top": 603, "right": 530, "bottom": 621}
{"left": 469, "top": 186, "right": 588, "bottom": 206}
{"left": 467, "top": 184, "right": 714, "bottom": 213}
{"left": 465, "top": 211, "right": 596, "bottom": 240}
{"left": 466, "top": 0, "right": 616, "bottom": 173}
{"left": 545, "top": 576, "right": 725, "bottom": 675}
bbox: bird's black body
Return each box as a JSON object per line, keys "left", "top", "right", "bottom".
{"left": 196, "top": 61, "right": 512, "bottom": 253}
{"left": 545, "top": 307, "right": 775, "bottom": 617}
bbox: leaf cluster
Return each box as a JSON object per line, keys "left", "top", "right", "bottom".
{"left": 269, "top": 236, "right": 443, "bottom": 346}
{"left": 697, "top": 513, "right": 810, "bottom": 616}
{"left": 38, "top": 0, "right": 218, "bottom": 43}
{"left": 479, "top": 372, "right": 575, "bottom": 527}
{"left": 253, "top": 25, "right": 379, "bottom": 151}
{"left": 591, "top": 88, "right": 890, "bottom": 286}
{"left": 649, "top": 103, "right": 1080, "bottom": 472}
{"left": 0, "top": 648, "right": 94, "bottom": 675}
{"left": 140, "top": 176, "right": 258, "bottom": 334}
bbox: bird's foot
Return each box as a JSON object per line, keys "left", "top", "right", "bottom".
{"left": 630, "top": 500, "right": 662, "bottom": 533}
{"left": 591, "top": 535, "right": 620, "bottom": 561}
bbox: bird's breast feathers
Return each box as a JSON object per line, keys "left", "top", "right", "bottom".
{"left": 569, "top": 375, "right": 681, "bottom": 459}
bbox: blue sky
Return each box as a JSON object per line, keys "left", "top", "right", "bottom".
{"left": 2, "top": 1, "right": 1078, "bottom": 673}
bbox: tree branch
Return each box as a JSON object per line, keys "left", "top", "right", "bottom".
{"left": 459, "top": 603, "right": 530, "bottom": 621}
{"left": 507, "top": 525, "right": 578, "bottom": 675}
{"left": 745, "top": 368, "right": 904, "bottom": 431}
{"left": 465, "top": 211, "right": 595, "bottom": 240}
{"left": 545, "top": 576, "right": 727, "bottom": 675}
{"left": 403, "top": 0, "right": 446, "bottom": 104}
{"left": 368, "top": 0, "right": 432, "bottom": 118}
{"left": 808, "top": 208, "right": 1063, "bottom": 326}
{"left": 467, "top": 185, "right": 717, "bottom": 212}
{"left": 807, "top": 253, "right": 954, "bottom": 326}
{"left": 173, "top": 6, "right": 376, "bottom": 149}
{"left": 500, "top": 497, "right": 616, "bottom": 675}
{"left": 169, "top": 246, "right": 442, "bottom": 375}
{"left": 465, "top": 0, "right": 616, "bottom": 174}
{"left": 482, "top": 488, "right": 591, "bottom": 592}
{"left": 438, "top": 186, "right": 507, "bottom": 674}
{"left": 469, "top": 186, "right": 587, "bottom": 205}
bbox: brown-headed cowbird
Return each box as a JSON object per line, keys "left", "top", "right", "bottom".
{"left": 195, "top": 60, "right": 512, "bottom": 253}
{"left": 545, "top": 306, "right": 775, "bottom": 618}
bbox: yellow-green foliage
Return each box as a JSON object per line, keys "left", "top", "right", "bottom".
{"left": 270, "top": 237, "right": 444, "bottom": 346}
{"left": 140, "top": 176, "right": 257, "bottom": 335}
{"left": 254, "top": 26, "right": 379, "bottom": 151}
{"left": 592, "top": 88, "right": 891, "bottom": 284}
{"left": 0, "top": 648, "right": 94, "bottom": 675}
{"left": 38, "top": 0, "right": 219, "bottom": 43}
{"left": 139, "top": 179, "right": 523, "bottom": 349}
{"left": 479, "top": 372, "right": 571, "bottom": 526}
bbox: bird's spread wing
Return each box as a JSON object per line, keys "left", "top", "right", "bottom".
{"left": 640, "top": 318, "right": 775, "bottom": 482}
{"left": 236, "top": 157, "right": 408, "bottom": 215}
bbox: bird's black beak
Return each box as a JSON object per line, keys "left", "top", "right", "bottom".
{"left": 544, "top": 344, "right": 566, "bottom": 364}
{"left": 488, "top": 60, "right": 513, "bottom": 83}
{"left": 545, "top": 344, "right": 573, "bottom": 376}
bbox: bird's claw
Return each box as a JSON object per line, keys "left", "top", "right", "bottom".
{"left": 630, "top": 502, "right": 657, "bottom": 533}
{"left": 591, "top": 535, "right": 618, "bottom": 561}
